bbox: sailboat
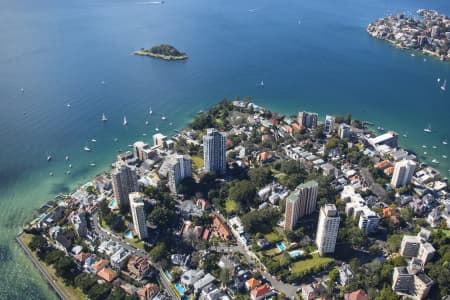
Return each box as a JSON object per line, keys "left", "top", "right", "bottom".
{"left": 424, "top": 124, "right": 432, "bottom": 133}
{"left": 443, "top": 140, "right": 448, "bottom": 145}
{"left": 65, "top": 155, "right": 70, "bottom": 161}
{"left": 437, "top": 78, "right": 441, "bottom": 83}
{"left": 161, "top": 114, "right": 166, "bottom": 120}
{"left": 149, "top": 106, "right": 153, "bottom": 115}
{"left": 84, "top": 144, "right": 91, "bottom": 152}
{"left": 440, "top": 79, "right": 447, "bottom": 91}
{"left": 260, "top": 80, "right": 264, "bottom": 86}
{"left": 145, "top": 120, "right": 149, "bottom": 125}
{"left": 102, "top": 113, "right": 108, "bottom": 122}
{"left": 47, "top": 153, "right": 52, "bottom": 161}
{"left": 155, "top": 127, "right": 159, "bottom": 132}
{"left": 123, "top": 116, "right": 128, "bottom": 126}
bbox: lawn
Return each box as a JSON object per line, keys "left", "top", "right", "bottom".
{"left": 192, "top": 155, "right": 204, "bottom": 169}
{"left": 291, "top": 253, "right": 333, "bottom": 274}
{"left": 265, "top": 231, "right": 282, "bottom": 243}
{"left": 128, "top": 237, "right": 145, "bottom": 250}
{"left": 19, "top": 234, "right": 85, "bottom": 300}
{"left": 262, "top": 247, "right": 281, "bottom": 256}
{"left": 225, "top": 198, "right": 240, "bottom": 214}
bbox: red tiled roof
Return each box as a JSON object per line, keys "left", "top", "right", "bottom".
{"left": 251, "top": 283, "right": 271, "bottom": 298}
{"left": 246, "top": 278, "right": 261, "bottom": 289}
{"left": 344, "top": 289, "right": 369, "bottom": 300}
{"left": 97, "top": 268, "right": 117, "bottom": 282}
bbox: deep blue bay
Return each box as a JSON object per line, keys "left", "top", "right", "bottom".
{"left": 0, "top": 0, "right": 449, "bottom": 298}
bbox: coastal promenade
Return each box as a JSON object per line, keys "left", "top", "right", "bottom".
{"left": 16, "top": 232, "right": 67, "bottom": 300}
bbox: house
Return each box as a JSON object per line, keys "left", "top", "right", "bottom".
{"left": 181, "top": 269, "right": 205, "bottom": 287}
{"left": 111, "top": 248, "right": 131, "bottom": 269}
{"left": 211, "top": 214, "right": 232, "bottom": 240}
{"left": 138, "top": 283, "right": 159, "bottom": 300}
{"left": 338, "top": 264, "right": 354, "bottom": 286}
{"left": 245, "top": 278, "right": 261, "bottom": 290}
{"left": 193, "top": 273, "right": 216, "bottom": 291}
{"left": 91, "top": 259, "right": 108, "bottom": 273}
{"left": 128, "top": 256, "right": 150, "bottom": 280}
{"left": 250, "top": 283, "right": 272, "bottom": 300}
{"left": 171, "top": 254, "right": 189, "bottom": 266}
{"left": 97, "top": 268, "right": 118, "bottom": 282}
{"left": 74, "top": 252, "right": 90, "bottom": 264}
{"left": 344, "top": 289, "right": 369, "bottom": 300}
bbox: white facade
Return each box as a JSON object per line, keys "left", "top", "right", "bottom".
{"left": 324, "top": 115, "right": 335, "bottom": 134}
{"left": 338, "top": 123, "right": 350, "bottom": 139}
{"left": 316, "top": 204, "right": 340, "bottom": 255}
{"left": 129, "top": 192, "right": 148, "bottom": 240}
{"left": 168, "top": 155, "right": 192, "bottom": 193}
{"left": 203, "top": 128, "right": 226, "bottom": 175}
{"left": 391, "top": 160, "right": 416, "bottom": 188}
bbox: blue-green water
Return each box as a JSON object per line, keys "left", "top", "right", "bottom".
{"left": 0, "top": 0, "right": 449, "bottom": 298}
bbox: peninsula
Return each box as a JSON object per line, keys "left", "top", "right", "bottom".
{"left": 367, "top": 9, "right": 450, "bottom": 61}
{"left": 134, "top": 44, "right": 187, "bottom": 60}
{"left": 17, "top": 99, "right": 450, "bottom": 300}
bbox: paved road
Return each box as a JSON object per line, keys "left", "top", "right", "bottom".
{"left": 92, "top": 213, "right": 178, "bottom": 299}
{"left": 215, "top": 213, "right": 299, "bottom": 299}
{"left": 16, "top": 233, "right": 67, "bottom": 300}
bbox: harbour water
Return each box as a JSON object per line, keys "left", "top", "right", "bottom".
{"left": 0, "top": 0, "right": 449, "bottom": 298}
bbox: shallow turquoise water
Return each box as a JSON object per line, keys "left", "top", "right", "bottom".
{"left": 0, "top": 0, "right": 449, "bottom": 298}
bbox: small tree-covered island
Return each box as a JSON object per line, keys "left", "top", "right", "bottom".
{"left": 134, "top": 44, "right": 188, "bottom": 60}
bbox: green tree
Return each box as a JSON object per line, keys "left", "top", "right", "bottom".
{"left": 328, "top": 268, "right": 339, "bottom": 282}
{"left": 373, "top": 285, "right": 398, "bottom": 300}
{"left": 148, "top": 207, "right": 175, "bottom": 228}
{"left": 386, "top": 234, "right": 403, "bottom": 253}
{"left": 149, "top": 242, "right": 167, "bottom": 262}
{"left": 248, "top": 167, "right": 272, "bottom": 188}
{"left": 219, "top": 268, "right": 231, "bottom": 287}
{"left": 74, "top": 273, "right": 97, "bottom": 293}
{"left": 228, "top": 180, "right": 256, "bottom": 208}
{"left": 28, "top": 235, "right": 47, "bottom": 252}
{"left": 87, "top": 283, "right": 112, "bottom": 300}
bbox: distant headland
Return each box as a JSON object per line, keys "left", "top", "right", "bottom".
{"left": 367, "top": 9, "right": 450, "bottom": 61}
{"left": 134, "top": 44, "right": 188, "bottom": 60}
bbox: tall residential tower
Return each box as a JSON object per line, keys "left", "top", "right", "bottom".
{"left": 284, "top": 181, "right": 318, "bottom": 230}
{"left": 129, "top": 192, "right": 148, "bottom": 240}
{"left": 391, "top": 160, "right": 416, "bottom": 188}
{"left": 203, "top": 128, "right": 226, "bottom": 175}
{"left": 316, "top": 204, "right": 340, "bottom": 255}
{"left": 112, "top": 162, "right": 139, "bottom": 206}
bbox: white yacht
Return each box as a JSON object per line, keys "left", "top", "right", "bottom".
{"left": 102, "top": 113, "right": 108, "bottom": 122}
{"left": 260, "top": 80, "right": 264, "bottom": 86}
{"left": 69, "top": 164, "right": 72, "bottom": 168}
{"left": 155, "top": 127, "right": 159, "bottom": 132}
{"left": 443, "top": 140, "right": 448, "bottom": 145}
{"left": 90, "top": 163, "right": 96, "bottom": 167}
{"left": 432, "top": 159, "right": 440, "bottom": 164}
{"left": 123, "top": 116, "right": 128, "bottom": 126}
{"left": 65, "top": 155, "right": 70, "bottom": 161}
{"left": 424, "top": 124, "right": 432, "bottom": 133}
{"left": 66, "top": 103, "right": 71, "bottom": 108}
{"left": 441, "top": 79, "right": 447, "bottom": 91}
{"left": 422, "top": 145, "right": 427, "bottom": 148}
{"left": 20, "top": 88, "right": 24, "bottom": 92}
{"left": 114, "top": 138, "right": 118, "bottom": 142}
{"left": 91, "top": 139, "right": 97, "bottom": 143}
{"left": 49, "top": 172, "right": 53, "bottom": 176}
{"left": 424, "top": 152, "right": 428, "bottom": 155}
{"left": 84, "top": 145, "right": 91, "bottom": 152}
{"left": 149, "top": 106, "right": 153, "bottom": 115}
{"left": 432, "top": 145, "right": 437, "bottom": 149}
{"left": 437, "top": 78, "right": 441, "bottom": 83}
{"left": 443, "top": 155, "right": 448, "bottom": 159}
{"left": 145, "top": 120, "right": 149, "bottom": 125}
{"left": 47, "top": 154, "right": 52, "bottom": 161}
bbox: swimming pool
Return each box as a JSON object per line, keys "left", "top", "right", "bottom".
{"left": 108, "top": 200, "right": 116, "bottom": 208}
{"left": 164, "top": 270, "right": 173, "bottom": 281}
{"left": 276, "top": 241, "right": 287, "bottom": 251}
{"left": 124, "top": 231, "right": 133, "bottom": 239}
{"left": 175, "top": 283, "right": 186, "bottom": 296}
{"left": 289, "top": 250, "right": 304, "bottom": 257}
